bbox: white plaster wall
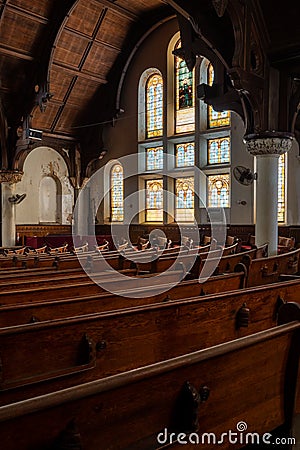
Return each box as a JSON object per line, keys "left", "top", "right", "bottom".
{"left": 15, "top": 147, "right": 74, "bottom": 225}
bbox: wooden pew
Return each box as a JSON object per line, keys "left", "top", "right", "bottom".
{"left": 0, "top": 272, "right": 245, "bottom": 326}
{"left": 245, "top": 247, "right": 300, "bottom": 287}
{"left": 0, "top": 303, "right": 298, "bottom": 450}
{"left": 0, "top": 279, "right": 299, "bottom": 406}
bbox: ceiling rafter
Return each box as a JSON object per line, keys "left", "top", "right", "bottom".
{"left": 4, "top": 4, "right": 48, "bottom": 24}
{"left": 0, "top": 45, "right": 34, "bottom": 61}
{"left": 94, "top": 0, "right": 139, "bottom": 21}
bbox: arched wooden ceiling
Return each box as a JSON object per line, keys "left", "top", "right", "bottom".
{"left": 0, "top": 0, "right": 300, "bottom": 155}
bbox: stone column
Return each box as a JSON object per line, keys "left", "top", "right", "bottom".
{"left": 244, "top": 132, "right": 293, "bottom": 256}
{"left": 0, "top": 170, "right": 23, "bottom": 247}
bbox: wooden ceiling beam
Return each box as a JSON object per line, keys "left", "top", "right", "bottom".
{"left": 3, "top": 4, "right": 48, "bottom": 24}
{"left": 93, "top": 0, "right": 139, "bottom": 21}
{"left": 53, "top": 61, "right": 107, "bottom": 85}
{"left": 0, "top": 45, "right": 34, "bottom": 61}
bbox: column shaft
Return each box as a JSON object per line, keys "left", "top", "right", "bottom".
{"left": 255, "top": 155, "right": 279, "bottom": 255}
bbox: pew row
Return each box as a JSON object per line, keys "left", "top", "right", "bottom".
{"left": 0, "top": 279, "right": 299, "bottom": 406}
{"left": 0, "top": 303, "right": 298, "bottom": 450}
{"left": 0, "top": 272, "right": 245, "bottom": 326}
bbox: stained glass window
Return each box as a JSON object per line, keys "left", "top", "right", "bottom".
{"left": 110, "top": 164, "right": 124, "bottom": 222}
{"left": 207, "top": 174, "right": 230, "bottom": 207}
{"left": 146, "top": 74, "right": 163, "bottom": 138}
{"left": 146, "top": 179, "right": 163, "bottom": 222}
{"left": 175, "top": 41, "right": 195, "bottom": 134}
{"left": 208, "top": 137, "right": 230, "bottom": 164}
{"left": 176, "top": 142, "right": 194, "bottom": 167}
{"left": 207, "top": 64, "right": 230, "bottom": 128}
{"left": 278, "top": 153, "right": 286, "bottom": 222}
{"left": 146, "top": 146, "right": 163, "bottom": 171}
{"left": 175, "top": 177, "right": 194, "bottom": 222}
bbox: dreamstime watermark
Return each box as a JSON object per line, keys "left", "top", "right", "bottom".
{"left": 157, "top": 421, "right": 297, "bottom": 446}
{"left": 72, "top": 153, "right": 227, "bottom": 298}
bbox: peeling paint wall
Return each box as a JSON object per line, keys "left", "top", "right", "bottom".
{"left": 15, "top": 147, "right": 74, "bottom": 225}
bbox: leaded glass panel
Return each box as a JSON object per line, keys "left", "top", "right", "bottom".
{"left": 208, "top": 174, "right": 230, "bottom": 207}
{"left": 175, "top": 41, "right": 195, "bottom": 133}
{"left": 176, "top": 142, "right": 194, "bottom": 167}
{"left": 146, "top": 179, "right": 163, "bottom": 222}
{"left": 146, "top": 74, "right": 163, "bottom": 138}
{"left": 111, "top": 164, "right": 124, "bottom": 222}
{"left": 207, "top": 64, "right": 230, "bottom": 128}
{"left": 146, "top": 146, "right": 163, "bottom": 171}
{"left": 175, "top": 177, "right": 194, "bottom": 222}
{"left": 208, "top": 137, "right": 230, "bottom": 164}
{"left": 278, "top": 153, "right": 286, "bottom": 223}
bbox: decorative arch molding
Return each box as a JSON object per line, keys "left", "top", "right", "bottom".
{"left": 13, "top": 144, "right": 72, "bottom": 176}
{"left": 14, "top": 146, "right": 74, "bottom": 226}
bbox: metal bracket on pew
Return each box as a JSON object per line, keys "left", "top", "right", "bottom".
{"left": 171, "top": 381, "right": 210, "bottom": 433}
{"left": 0, "top": 334, "right": 97, "bottom": 390}
{"left": 236, "top": 303, "right": 250, "bottom": 329}
{"left": 234, "top": 263, "right": 248, "bottom": 288}
{"left": 29, "top": 315, "right": 40, "bottom": 324}
{"left": 287, "top": 256, "right": 299, "bottom": 270}
{"left": 261, "top": 263, "right": 279, "bottom": 277}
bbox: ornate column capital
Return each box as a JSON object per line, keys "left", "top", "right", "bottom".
{"left": 243, "top": 131, "right": 294, "bottom": 157}
{"left": 0, "top": 169, "right": 23, "bottom": 184}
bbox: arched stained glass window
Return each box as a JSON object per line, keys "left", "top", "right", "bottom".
{"left": 146, "top": 179, "right": 163, "bottom": 222}
{"left": 278, "top": 153, "right": 286, "bottom": 222}
{"left": 208, "top": 137, "right": 230, "bottom": 164}
{"left": 207, "top": 174, "right": 230, "bottom": 207}
{"left": 110, "top": 164, "right": 124, "bottom": 222}
{"left": 175, "top": 41, "right": 195, "bottom": 133}
{"left": 146, "top": 146, "right": 163, "bottom": 171}
{"left": 176, "top": 142, "right": 194, "bottom": 167}
{"left": 175, "top": 177, "right": 194, "bottom": 222}
{"left": 207, "top": 64, "right": 230, "bottom": 128}
{"left": 146, "top": 74, "right": 163, "bottom": 138}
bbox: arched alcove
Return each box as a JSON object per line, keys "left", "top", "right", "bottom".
{"left": 39, "top": 176, "right": 62, "bottom": 223}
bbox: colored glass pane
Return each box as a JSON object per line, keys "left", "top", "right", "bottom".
{"left": 207, "top": 64, "right": 230, "bottom": 128}
{"left": 146, "top": 74, "right": 163, "bottom": 138}
{"left": 208, "top": 174, "right": 230, "bottom": 207}
{"left": 175, "top": 177, "right": 194, "bottom": 222}
{"left": 176, "top": 142, "right": 195, "bottom": 167}
{"left": 278, "top": 153, "right": 286, "bottom": 222}
{"left": 146, "top": 179, "right": 163, "bottom": 222}
{"left": 175, "top": 41, "right": 195, "bottom": 133}
{"left": 146, "top": 146, "right": 163, "bottom": 171}
{"left": 111, "top": 164, "right": 124, "bottom": 222}
{"left": 208, "top": 137, "right": 230, "bottom": 164}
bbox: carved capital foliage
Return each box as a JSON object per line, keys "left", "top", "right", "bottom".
{"left": 243, "top": 132, "right": 294, "bottom": 157}
{"left": 0, "top": 169, "right": 23, "bottom": 184}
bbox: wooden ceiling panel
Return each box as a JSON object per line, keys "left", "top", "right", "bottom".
{"left": 54, "top": 105, "right": 82, "bottom": 134}
{"left": 66, "top": 0, "right": 104, "bottom": 37}
{"left": 53, "top": 30, "right": 89, "bottom": 68}
{"left": 96, "top": 9, "right": 133, "bottom": 49}
{"left": 116, "top": 0, "right": 163, "bottom": 15}
{"left": 82, "top": 42, "right": 119, "bottom": 78}
{"left": 49, "top": 67, "right": 75, "bottom": 103}
{"left": 67, "top": 77, "right": 101, "bottom": 108}
{"left": 0, "top": 9, "right": 46, "bottom": 54}
{"left": 32, "top": 103, "right": 61, "bottom": 132}
{"left": 8, "top": 0, "right": 54, "bottom": 18}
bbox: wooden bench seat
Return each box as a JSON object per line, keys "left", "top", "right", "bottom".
{"left": 0, "top": 303, "right": 298, "bottom": 450}
{"left": 0, "top": 279, "right": 299, "bottom": 406}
